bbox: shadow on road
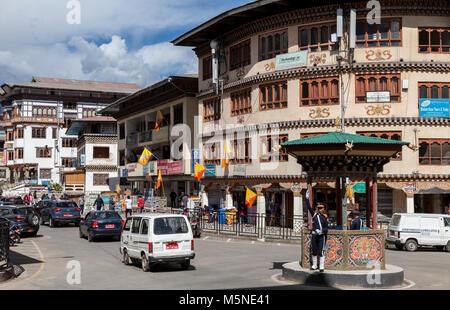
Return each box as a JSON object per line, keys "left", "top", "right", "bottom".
{"left": 9, "top": 250, "right": 42, "bottom": 266}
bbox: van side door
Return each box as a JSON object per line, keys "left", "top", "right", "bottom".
{"left": 442, "top": 217, "right": 450, "bottom": 244}
{"left": 139, "top": 219, "right": 150, "bottom": 257}
{"left": 420, "top": 217, "right": 440, "bottom": 245}
{"left": 128, "top": 217, "right": 142, "bottom": 258}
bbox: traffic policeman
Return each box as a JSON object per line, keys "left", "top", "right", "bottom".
{"left": 350, "top": 210, "right": 363, "bottom": 230}
{"left": 305, "top": 188, "right": 328, "bottom": 272}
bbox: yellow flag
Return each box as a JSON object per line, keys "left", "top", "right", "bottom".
{"left": 346, "top": 184, "right": 354, "bottom": 203}
{"left": 138, "top": 147, "right": 152, "bottom": 166}
{"left": 221, "top": 139, "right": 232, "bottom": 168}
{"left": 156, "top": 169, "right": 163, "bottom": 189}
{"left": 155, "top": 111, "right": 164, "bottom": 132}
{"left": 245, "top": 187, "right": 256, "bottom": 208}
{"left": 116, "top": 184, "right": 121, "bottom": 195}
{"left": 194, "top": 163, "right": 206, "bottom": 182}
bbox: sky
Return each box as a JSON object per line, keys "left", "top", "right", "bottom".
{"left": 0, "top": 0, "right": 252, "bottom": 88}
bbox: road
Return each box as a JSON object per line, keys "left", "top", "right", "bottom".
{"left": 1, "top": 224, "right": 449, "bottom": 290}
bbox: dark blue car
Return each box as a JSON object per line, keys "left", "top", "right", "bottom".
{"left": 39, "top": 200, "right": 81, "bottom": 227}
{"left": 79, "top": 211, "right": 123, "bottom": 242}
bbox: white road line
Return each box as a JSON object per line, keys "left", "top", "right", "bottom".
{"left": 251, "top": 241, "right": 255, "bottom": 244}
{"left": 227, "top": 239, "right": 231, "bottom": 242}
{"left": 202, "top": 236, "right": 209, "bottom": 240}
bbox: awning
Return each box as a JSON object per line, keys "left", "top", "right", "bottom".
{"left": 418, "top": 187, "right": 450, "bottom": 195}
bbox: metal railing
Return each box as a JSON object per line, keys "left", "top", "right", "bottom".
{"left": 138, "top": 131, "right": 152, "bottom": 143}
{"left": 0, "top": 218, "right": 10, "bottom": 269}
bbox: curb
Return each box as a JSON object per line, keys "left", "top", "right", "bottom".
{"left": 201, "top": 231, "right": 301, "bottom": 245}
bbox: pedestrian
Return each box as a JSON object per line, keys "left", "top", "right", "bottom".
{"left": 125, "top": 195, "right": 132, "bottom": 218}
{"left": 33, "top": 191, "right": 37, "bottom": 200}
{"left": 51, "top": 194, "right": 56, "bottom": 201}
{"left": 78, "top": 196, "right": 85, "bottom": 215}
{"left": 170, "top": 191, "right": 177, "bottom": 209}
{"left": 28, "top": 193, "right": 33, "bottom": 206}
{"left": 94, "top": 195, "right": 104, "bottom": 211}
{"left": 305, "top": 188, "right": 328, "bottom": 273}
{"left": 109, "top": 196, "right": 116, "bottom": 211}
{"left": 182, "top": 193, "right": 189, "bottom": 211}
{"left": 137, "top": 196, "right": 145, "bottom": 213}
{"left": 350, "top": 210, "right": 363, "bottom": 230}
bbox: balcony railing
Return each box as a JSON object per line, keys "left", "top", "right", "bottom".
{"left": 126, "top": 132, "right": 139, "bottom": 147}
{"left": 138, "top": 131, "right": 152, "bottom": 143}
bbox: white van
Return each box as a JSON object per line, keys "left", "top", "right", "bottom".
{"left": 120, "top": 214, "right": 195, "bottom": 271}
{"left": 387, "top": 213, "right": 450, "bottom": 252}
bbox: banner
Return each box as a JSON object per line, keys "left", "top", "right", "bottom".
{"left": 419, "top": 99, "right": 450, "bottom": 118}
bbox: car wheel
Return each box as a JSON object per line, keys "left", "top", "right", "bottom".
{"left": 49, "top": 217, "right": 55, "bottom": 228}
{"left": 405, "top": 239, "right": 418, "bottom": 252}
{"left": 87, "top": 232, "right": 94, "bottom": 242}
{"left": 141, "top": 254, "right": 150, "bottom": 272}
{"left": 122, "top": 250, "right": 131, "bottom": 265}
{"left": 180, "top": 260, "right": 190, "bottom": 270}
{"left": 29, "top": 215, "right": 39, "bottom": 226}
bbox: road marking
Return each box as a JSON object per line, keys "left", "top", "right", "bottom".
{"left": 202, "top": 236, "right": 209, "bottom": 240}
{"left": 227, "top": 239, "right": 231, "bottom": 243}
{"left": 251, "top": 241, "right": 255, "bottom": 244}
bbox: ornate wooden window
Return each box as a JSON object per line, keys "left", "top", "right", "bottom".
{"left": 36, "top": 147, "right": 51, "bottom": 158}
{"left": 32, "top": 128, "right": 46, "bottom": 138}
{"left": 260, "top": 82, "right": 287, "bottom": 110}
{"left": 15, "top": 148, "right": 23, "bottom": 159}
{"left": 260, "top": 134, "right": 288, "bottom": 162}
{"left": 230, "top": 40, "right": 251, "bottom": 70}
{"left": 83, "top": 109, "right": 97, "bottom": 118}
{"left": 357, "top": 131, "right": 403, "bottom": 160}
{"left": 93, "top": 174, "right": 109, "bottom": 186}
{"left": 419, "top": 139, "right": 450, "bottom": 165}
{"left": 300, "top": 77, "right": 339, "bottom": 106}
{"left": 202, "top": 56, "right": 212, "bottom": 80}
{"left": 203, "top": 142, "right": 220, "bottom": 165}
{"left": 93, "top": 147, "right": 109, "bottom": 159}
{"left": 7, "top": 150, "right": 14, "bottom": 161}
{"left": 15, "top": 128, "right": 23, "bottom": 139}
{"left": 419, "top": 28, "right": 450, "bottom": 53}
{"left": 259, "top": 29, "right": 288, "bottom": 61}
{"left": 355, "top": 74, "right": 401, "bottom": 103}
{"left": 6, "top": 131, "right": 14, "bottom": 141}
{"left": 356, "top": 19, "right": 401, "bottom": 47}
{"left": 33, "top": 107, "right": 56, "bottom": 117}
{"left": 62, "top": 158, "right": 76, "bottom": 168}
{"left": 299, "top": 23, "right": 338, "bottom": 52}
{"left": 231, "top": 138, "right": 251, "bottom": 164}
{"left": 40, "top": 169, "right": 51, "bottom": 179}
{"left": 231, "top": 88, "right": 252, "bottom": 116}
{"left": 62, "top": 138, "right": 76, "bottom": 148}
{"left": 418, "top": 82, "right": 450, "bottom": 100}
{"left": 203, "top": 97, "right": 221, "bottom": 122}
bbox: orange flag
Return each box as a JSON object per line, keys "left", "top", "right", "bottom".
{"left": 221, "top": 139, "right": 232, "bottom": 168}
{"left": 194, "top": 163, "right": 206, "bottom": 182}
{"left": 116, "top": 184, "right": 121, "bottom": 195}
{"left": 138, "top": 148, "right": 152, "bottom": 166}
{"left": 156, "top": 169, "right": 163, "bottom": 189}
{"left": 245, "top": 187, "right": 256, "bottom": 208}
{"left": 155, "top": 111, "right": 164, "bottom": 132}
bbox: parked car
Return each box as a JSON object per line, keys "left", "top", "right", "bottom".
{"left": 79, "top": 211, "right": 123, "bottom": 242}
{"left": 120, "top": 214, "right": 195, "bottom": 272}
{"left": 39, "top": 200, "right": 81, "bottom": 227}
{"left": 1, "top": 197, "right": 25, "bottom": 205}
{"left": 0, "top": 205, "right": 40, "bottom": 237}
{"left": 34, "top": 199, "right": 52, "bottom": 215}
{"left": 387, "top": 213, "right": 450, "bottom": 252}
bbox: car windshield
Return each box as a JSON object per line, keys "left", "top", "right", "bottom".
{"left": 3, "top": 198, "right": 21, "bottom": 203}
{"left": 56, "top": 201, "right": 78, "bottom": 208}
{"left": 93, "top": 212, "right": 121, "bottom": 219}
{"left": 13, "top": 208, "right": 34, "bottom": 215}
{"left": 0, "top": 208, "right": 10, "bottom": 216}
{"left": 154, "top": 217, "right": 189, "bottom": 235}
{"left": 390, "top": 214, "right": 401, "bottom": 226}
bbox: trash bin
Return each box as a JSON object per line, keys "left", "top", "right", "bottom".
{"left": 218, "top": 208, "right": 227, "bottom": 224}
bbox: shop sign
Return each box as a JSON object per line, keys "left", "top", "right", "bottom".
{"left": 204, "top": 164, "right": 216, "bottom": 177}
{"left": 275, "top": 51, "right": 308, "bottom": 71}
{"left": 233, "top": 164, "right": 246, "bottom": 176}
{"left": 157, "top": 160, "right": 169, "bottom": 175}
{"left": 127, "top": 164, "right": 136, "bottom": 172}
{"left": 168, "top": 161, "right": 184, "bottom": 175}
{"left": 419, "top": 99, "right": 450, "bottom": 118}
{"left": 352, "top": 182, "right": 366, "bottom": 194}
{"left": 366, "top": 91, "right": 390, "bottom": 103}
{"left": 403, "top": 183, "right": 418, "bottom": 194}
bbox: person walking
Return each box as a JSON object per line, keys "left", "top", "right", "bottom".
{"left": 305, "top": 188, "right": 328, "bottom": 273}
{"left": 94, "top": 195, "right": 104, "bottom": 211}
{"left": 109, "top": 197, "right": 116, "bottom": 211}
{"left": 137, "top": 196, "right": 145, "bottom": 213}
{"left": 125, "top": 195, "right": 133, "bottom": 218}
{"left": 78, "top": 196, "right": 85, "bottom": 216}
{"left": 170, "top": 191, "right": 177, "bottom": 209}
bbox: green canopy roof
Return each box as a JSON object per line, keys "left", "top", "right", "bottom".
{"left": 281, "top": 132, "right": 410, "bottom": 146}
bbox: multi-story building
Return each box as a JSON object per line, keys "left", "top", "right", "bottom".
{"left": 172, "top": 0, "right": 450, "bottom": 219}
{"left": 64, "top": 116, "right": 119, "bottom": 196}
{"left": 0, "top": 77, "right": 141, "bottom": 190}
{"left": 101, "top": 75, "right": 198, "bottom": 199}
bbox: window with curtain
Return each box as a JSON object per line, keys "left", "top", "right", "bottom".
{"left": 231, "top": 88, "right": 252, "bottom": 116}
{"left": 203, "top": 97, "right": 221, "bottom": 122}
{"left": 260, "top": 82, "right": 288, "bottom": 110}
{"left": 300, "top": 77, "right": 339, "bottom": 106}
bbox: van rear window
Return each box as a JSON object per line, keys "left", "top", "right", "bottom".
{"left": 391, "top": 214, "right": 401, "bottom": 226}
{"left": 154, "top": 217, "right": 188, "bottom": 235}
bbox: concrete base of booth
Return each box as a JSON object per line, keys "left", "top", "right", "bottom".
{"left": 282, "top": 261, "right": 404, "bottom": 288}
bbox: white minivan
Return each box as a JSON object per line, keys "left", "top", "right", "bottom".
{"left": 120, "top": 214, "right": 195, "bottom": 271}
{"left": 387, "top": 213, "right": 450, "bottom": 252}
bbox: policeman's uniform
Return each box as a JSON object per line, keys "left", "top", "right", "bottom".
{"left": 350, "top": 217, "right": 363, "bottom": 230}
{"left": 306, "top": 199, "right": 328, "bottom": 272}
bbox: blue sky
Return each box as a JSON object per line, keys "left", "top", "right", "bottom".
{"left": 0, "top": 0, "right": 252, "bottom": 87}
